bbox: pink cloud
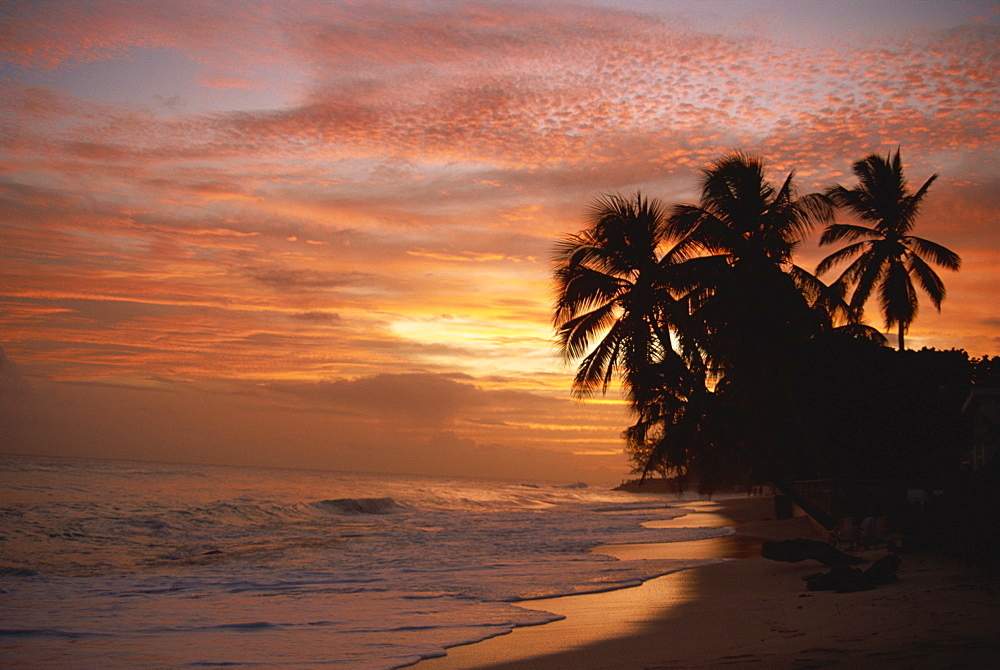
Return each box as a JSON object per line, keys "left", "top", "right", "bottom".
{"left": 1, "top": 0, "right": 996, "bottom": 478}
{"left": 0, "top": 0, "right": 283, "bottom": 68}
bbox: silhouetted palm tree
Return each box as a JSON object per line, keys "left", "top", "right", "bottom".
{"left": 791, "top": 264, "right": 888, "bottom": 344}
{"left": 667, "top": 151, "right": 834, "bottom": 378}
{"left": 552, "top": 193, "right": 701, "bottom": 418}
{"left": 817, "top": 150, "right": 961, "bottom": 350}
{"left": 664, "top": 152, "right": 839, "bottom": 494}
{"left": 552, "top": 155, "right": 906, "bottom": 529}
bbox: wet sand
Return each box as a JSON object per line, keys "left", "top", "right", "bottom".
{"left": 415, "top": 497, "right": 1000, "bottom": 669}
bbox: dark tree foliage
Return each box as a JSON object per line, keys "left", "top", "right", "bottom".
{"left": 795, "top": 342, "right": 972, "bottom": 486}
{"left": 918, "top": 459, "right": 1000, "bottom": 565}
{"left": 972, "top": 355, "right": 1000, "bottom": 387}
{"left": 552, "top": 151, "right": 975, "bottom": 521}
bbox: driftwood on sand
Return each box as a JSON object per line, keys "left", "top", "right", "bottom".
{"left": 760, "top": 538, "right": 902, "bottom": 593}
{"left": 804, "top": 554, "right": 902, "bottom": 592}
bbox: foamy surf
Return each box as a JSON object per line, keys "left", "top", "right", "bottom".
{"left": 0, "top": 454, "right": 732, "bottom": 668}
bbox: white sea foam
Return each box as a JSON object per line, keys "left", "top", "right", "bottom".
{"left": 0, "top": 454, "right": 734, "bottom": 669}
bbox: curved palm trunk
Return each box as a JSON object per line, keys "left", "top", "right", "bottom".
{"left": 729, "top": 439, "right": 836, "bottom": 531}
{"left": 898, "top": 323, "right": 905, "bottom": 351}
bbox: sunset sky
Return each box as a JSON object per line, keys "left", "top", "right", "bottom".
{"left": 2, "top": 0, "right": 998, "bottom": 484}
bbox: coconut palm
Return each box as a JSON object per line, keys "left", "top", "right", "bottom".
{"left": 817, "top": 150, "right": 961, "bottom": 350}
{"left": 552, "top": 192, "right": 701, "bottom": 416}
{"left": 660, "top": 152, "right": 842, "bottom": 504}
{"left": 667, "top": 151, "right": 835, "bottom": 378}
{"left": 552, "top": 156, "right": 883, "bottom": 528}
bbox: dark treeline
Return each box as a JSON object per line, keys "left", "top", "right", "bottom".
{"left": 656, "top": 344, "right": 996, "bottom": 494}
{"left": 798, "top": 343, "right": 993, "bottom": 486}
{"left": 808, "top": 343, "right": 1000, "bottom": 564}
{"left": 551, "top": 149, "right": 996, "bottom": 543}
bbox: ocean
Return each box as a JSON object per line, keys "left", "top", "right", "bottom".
{"left": 0, "top": 454, "right": 733, "bottom": 668}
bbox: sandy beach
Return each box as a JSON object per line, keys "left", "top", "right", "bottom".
{"left": 415, "top": 496, "right": 999, "bottom": 669}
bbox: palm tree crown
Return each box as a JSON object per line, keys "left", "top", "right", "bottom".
{"left": 667, "top": 152, "right": 835, "bottom": 375}
{"left": 673, "top": 152, "right": 826, "bottom": 264}
{"left": 817, "top": 150, "right": 961, "bottom": 350}
{"left": 552, "top": 192, "right": 697, "bottom": 411}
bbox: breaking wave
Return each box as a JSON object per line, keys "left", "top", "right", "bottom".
{"left": 313, "top": 497, "right": 405, "bottom": 515}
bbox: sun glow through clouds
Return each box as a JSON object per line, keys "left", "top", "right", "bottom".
{"left": 1, "top": 0, "right": 996, "bottom": 483}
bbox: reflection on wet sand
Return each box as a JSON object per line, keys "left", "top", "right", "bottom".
{"left": 595, "top": 501, "right": 762, "bottom": 561}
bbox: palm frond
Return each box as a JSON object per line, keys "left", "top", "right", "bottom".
{"left": 816, "top": 241, "right": 868, "bottom": 276}
{"left": 842, "top": 248, "right": 886, "bottom": 312}
{"left": 898, "top": 173, "right": 938, "bottom": 234}
{"left": 831, "top": 323, "right": 889, "bottom": 345}
{"left": 772, "top": 171, "right": 796, "bottom": 213}
{"left": 661, "top": 253, "right": 729, "bottom": 294}
{"left": 906, "top": 253, "right": 947, "bottom": 309}
{"left": 552, "top": 234, "right": 628, "bottom": 288}
{"left": 666, "top": 204, "right": 707, "bottom": 238}
{"left": 905, "top": 235, "right": 961, "bottom": 271}
{"left": 700, "top": 151, "right": 770, "bottom": 235}
{"left": 763, "top": 178, "right": 825, "bottom": 255}
{"left": 588, "top": 192, "right": 670, "bottom": 263}
{"left": 553, "top": 264, "right": 623, "bottom": 324}
{"left": 796, "top": 192, "right": 836, "bottom": 229}
{"left": 555, "top": 302, "right": 619, "bottom": 360}
{"left": 831, "top": 153, "right": 909, "bottom": 232}
{"left": 786, "top": 264, "right": 826, "bottom": 306}
{"left": 825, "top": 183, "right": 870, "bottom": 220}
{"left": 819, "top": 223, "right": 876, "bottom": 246}
{"left": 571, "top": 324, "right": 623, "bottom": 396}
{"left": 667, "top": 205, "right": 739, "bottom": 255}
{"left": 658, "top": 234, "right": 702, "bottom": 266}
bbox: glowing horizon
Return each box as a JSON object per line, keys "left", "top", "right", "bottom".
{"left": 2, "top": 0, "right": 997, "bottom": 483}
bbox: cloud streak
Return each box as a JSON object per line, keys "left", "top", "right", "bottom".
{"left": 1, "top": 0, "right": 996, "bottom": 482}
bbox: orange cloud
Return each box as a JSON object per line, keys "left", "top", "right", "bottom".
{"left": 1, "top": 0, "right": 996, "bottom": 480}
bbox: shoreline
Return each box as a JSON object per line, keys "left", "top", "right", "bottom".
{"left": 414, "top": 496, "right": 1000, "bottom": 669}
